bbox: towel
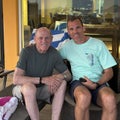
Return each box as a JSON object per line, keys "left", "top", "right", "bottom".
{"left": 29, "top": 29, "right": 70, "bottom": 49}
{"left": 0, "top": 96, "right": 18, "bottom": 120}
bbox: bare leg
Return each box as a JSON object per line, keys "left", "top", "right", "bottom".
{"left": 97, "top": 87, "right": 117, "bottom": 120}
{"left": 52, "top": 80, "right": 67, "bottom": 120}
{"left": 22, "top": 83, "right": 40, "bottom": 120}
{"left": 84, "top": 109, "right": 89, "bottom": 120}
{"left": 74, "top": 86, "right": 91, "bottom": 120}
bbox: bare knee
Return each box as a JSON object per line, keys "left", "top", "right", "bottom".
{"left": 74, "top": 88, "right": 91, "bottom": 109}
{"left": 55, "top": 80, "right": 67, "bottom": 95}
{"left": 98, "top": 89, "right": 117, "bottom": 111}
{"left": 103, "top": 94, "right": 116, "bottom": 110}
{"left": 21, "top": 83, "right": 36, "bottom": 97}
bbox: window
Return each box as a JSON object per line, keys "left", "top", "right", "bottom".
{"left": 19, "top": 0, "right": 120, "bottom": 58}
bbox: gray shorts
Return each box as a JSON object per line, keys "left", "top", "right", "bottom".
{"left": 12, "top": 84, "right": 52, "bottom": 104}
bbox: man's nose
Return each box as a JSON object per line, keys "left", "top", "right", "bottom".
{"left": 41, "top": 38, "right": 47, "bottom": 42}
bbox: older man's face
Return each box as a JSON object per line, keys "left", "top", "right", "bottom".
{"left": 34, "top": 28, "right": 52, "bottom": 53}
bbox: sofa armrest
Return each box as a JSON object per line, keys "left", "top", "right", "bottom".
{"left": 0, "top": 70, "right": 14, "bottom": 90}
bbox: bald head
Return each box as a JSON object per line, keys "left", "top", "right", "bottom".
{"left": 34, "top": 27, "right": 53, "bottom": 53}
{"left": 35, "top": 27, "right": 52, "bottom": 38}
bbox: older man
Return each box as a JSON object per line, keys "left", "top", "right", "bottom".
{"left": 13, "top": 27, "right": 71, "bottom": 120}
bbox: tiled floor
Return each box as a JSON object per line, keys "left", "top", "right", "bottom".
{"left": 0, "top": 72, "right": 52, "bottom": 120}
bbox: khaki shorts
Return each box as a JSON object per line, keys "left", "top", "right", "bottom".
{"left": 12, "top": 84, "right": 51, "bottom": 104}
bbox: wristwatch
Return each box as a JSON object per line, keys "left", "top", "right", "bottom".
{"left": 63, "top": 74, "right": 67, "bottom": 79}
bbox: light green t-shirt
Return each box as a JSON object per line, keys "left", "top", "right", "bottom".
{"left": 59, "top": 37, "right": 117, "bottom": 82}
